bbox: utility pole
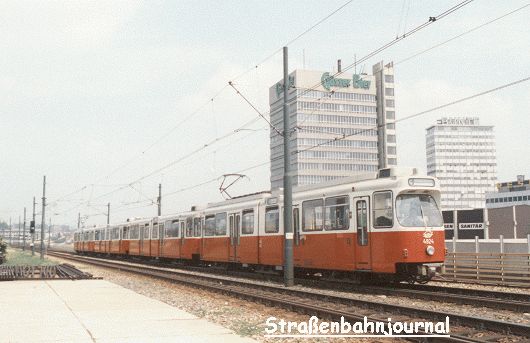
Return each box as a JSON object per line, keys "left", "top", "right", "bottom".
{"left": 282, "top": 46, "right": 294, "bottom": 287}
{"left": 77, "top": 212, "right": 81, "bottom": 229}
{"left": 107, "top": 203, "right": 110, "bottom": 225}
{"left": 9, "top": 217, "right": 12, "bottom": 246}
{"left": 23, "top": 207, "right": 26, "bottom": 251}
{"left": 48, "top": 217, "right": 51, "bottom": 249}
{"left": 18, "top": 216, "right": 21, "bottom": 247}
{"left": 40, "top": 175, "right": 46, "bottom": 259}
{"left": 32, "top": 197, "right": 36, "bottom": 255}
{"left": 157, "top": 183, "right": 162, "bottom": 216}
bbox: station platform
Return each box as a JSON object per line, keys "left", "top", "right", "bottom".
{"left": 0, "top": 280, "right": 256, "bottom": 343}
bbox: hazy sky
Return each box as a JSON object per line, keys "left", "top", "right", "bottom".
{"left": 1, "top": 0, "right": 529, "bottom": 227}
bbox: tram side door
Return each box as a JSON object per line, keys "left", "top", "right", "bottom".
{"left": 229, "top": 213, "right": 240, "bottom": 262}
{"left": 179, "top": 221, "right": 185, "bottom": 259}
{"left": 354, "top": 196, "right": 372, "bottom": 270}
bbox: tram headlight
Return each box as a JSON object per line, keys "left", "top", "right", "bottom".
{"left": 426, "top": 245, "right": 435, "bottom": 256}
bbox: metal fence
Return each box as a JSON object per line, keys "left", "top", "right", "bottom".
{"left": 441, "top": 252, "right": 530, "bottom": 287}
{"left": 445, "top": 235, "right": 530, "bottom": 254}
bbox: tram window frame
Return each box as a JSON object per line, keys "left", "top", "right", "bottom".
{"left": 143, "top": 223, "right": 150, "bottom": 239}
{"left": 130, "top": 225, "right": 139, "bottom": 240}
{"left": 158, "top": 222, "right": 164, "bottom": 239}
{"left": 186, "top": 218, "right": 193, "bottom": 237}
{"left": 241, "top": 209, "right": 254, "bottom": 235}
{"left": 111, "top": 227, "right": 119, "bottom": 240}
{"left": 302, "top": 199, "right": 324, "bottom": 232}
{"left": 122, "top": 226, "right": 129, "bottom": 240}
{"left": 356, "top": 200, "right": 368, "bottom": 246}
{"left": 204, "top": 215, "right": 216, "bottom": 236}
{"left": 215, "top": 213, "right": 227, "bottom": 236}
{"left": 324, "top": 196, "right": 350, "bottom": 230}
{"left": 193, "top": 218, "right": 202, "bottom": 237}
{"left": 152, "top": 223, "right": 159, "bottom": 239}
{"left": 265, "top": 206, "right": 280, "bottom": 233}
{"left": 165, "top": 220, "right": 179, "bottom": 238}
{"left": 372, "top": 191, "right": 393, "bottom": 228}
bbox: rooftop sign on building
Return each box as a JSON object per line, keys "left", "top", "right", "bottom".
{"left": 436, "top": 117, "right": 479, "bottom": 126}
{"left": 320, "top": 72, "right": 371, "bottom": 91}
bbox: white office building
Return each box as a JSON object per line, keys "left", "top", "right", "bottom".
{"left": 426, "top": 117, "right": 497, "bottom": 209}
{"left": 269, "top": 61, "right": 397, "bottom": 188}
{"left": 485, "top": 175, "right": 530, "bottom": 209}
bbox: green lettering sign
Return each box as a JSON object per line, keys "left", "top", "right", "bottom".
{"left": 353, "top": 74, "right": 370, "bottom": 89}
{"left": 321, "top": 72, "right": 351, "bottom": 91}
{"left": 275, "top": 76, "right": 295, "bottom": 97}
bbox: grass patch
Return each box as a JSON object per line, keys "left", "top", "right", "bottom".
{"left": 231, "top": 319, "right": 263, "bottom": 336}
{"left": 3, "top": 248, "right": 57, "bottom": 266}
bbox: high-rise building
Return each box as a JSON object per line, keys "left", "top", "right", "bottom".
{"left": 426, "top": 117, "right": 497, "bottom": 209}
{"left": 269, "top": 61, "right": 397, "bottom": 189}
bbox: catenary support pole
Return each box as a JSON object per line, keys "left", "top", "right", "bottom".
{"left": 9, "top": 217, "right": 12, "bottom": 245}
{"left": 23, "top": 207, "right": 26, "bottom": 251}
{"left": 18, "top": 216, "right": 21, "bottom": 247}
{"left": 282, "top": 46, "right": 294, "bottom": 287}
{"left": 107, "top": 203, "right": 110, "bottom": 225}
{"left": 32, "top": 197, "right": 36, "bottom": 255}
{"left": 77, "top": 212, "right": 81, "bottom": 229}
{"left": 158, "top": 183, "right": 162, "bottom": 216}
{"left": 48, "top": 217, "right": 51, "bottom": 249}
{"left": 40, "top": 176, "right": 46, "bottom": 259}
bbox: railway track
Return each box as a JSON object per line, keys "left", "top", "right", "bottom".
{"left": 47, "top": 251, "right": 529, "bottom": 342}
{"left": 55, "top": 249, "right": 530, "bottom": 312}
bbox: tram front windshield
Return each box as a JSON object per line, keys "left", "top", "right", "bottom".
{"left": 396, "top": 194, "right": 443, "bottom": 227}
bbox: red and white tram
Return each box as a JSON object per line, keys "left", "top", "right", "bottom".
{"left": 74, "top": 167, "right": 446, "bottom": 283}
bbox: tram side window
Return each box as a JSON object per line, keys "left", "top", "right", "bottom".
{"left": 152, "top": 223, "right": 159, "bottom": 239}
{"left": 204, "top": 215, "right": 216, "bottom": 236}
{"left": 241, "top": 210, "right": 254, "bottom": 235}
{"left": 122, "top": 227, "right": 128, "bottom": 240}
{"left": 302, "top": 199, "right": 324, "bottom": 232}
{"left": 95, "top": 230, "right": 100, "bottom": 241}
{"left": 373, "top": 191, "right": 393, "bottom": 228}
{"left": 143, "top": 224, "right": 150, "bottom": 239}
{"left": 215, "top": 213, "right": 227, "bottom": 236}
{"left": 165, "top": 220, "right": 179, "bottom": 238}
{"left": 186, "top": 218, "right": 193, "bottom": 237}
{"left": 265, "top": 206, "right": 279, "bottom": 233}
{"left": 356, "top": 201, "right": 368, "bottom": 246}
{"left": 111, "top": 227, "right": 118, "bottom": 240}
{"left": 194, "top": 218, "right": 202, "bottom": 237}
{"left": 325, "top": 196, "right": 349, "bottom": 230}
{"left": 158, "top": 223, "right": 164, "bottom": 239}
{"left": 130, "top": 225, "right": 139, "bottom": 240}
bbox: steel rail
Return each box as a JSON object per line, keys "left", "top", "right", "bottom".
{"left": 48, "top": 251, "right": 530, "bottom": 339}
{"left": 49, "top": 250, "right": 530, "bottom": 311}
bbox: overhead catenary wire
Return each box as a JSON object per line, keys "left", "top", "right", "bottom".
{"left": 295, "top": 75, "right": 530, "bottom": 155}
{"left": 228, "top": 81, "right": 283, "bottom": 136}
{"left": 229, "top": 0, "right": 475, "bottom": 138}
{"left": 229, "top": 0, "right": 355, "bottom": 82}
{"left": 295, "top": 0, "right": 475, "bottom": 100}
{"left": 50, "top": 0, "right": 356, "bottom": 210}
{"left": 58, "top": 0, "right": 474, "bottom": 224}
{"left": 111, "top": 74, "right": 530, "bottom": 219}
{"left": 55, "top": 116, "right": 265, "bottom": 215}
{"left": 395, "top": 3, "right": 530, "bottom": 66}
